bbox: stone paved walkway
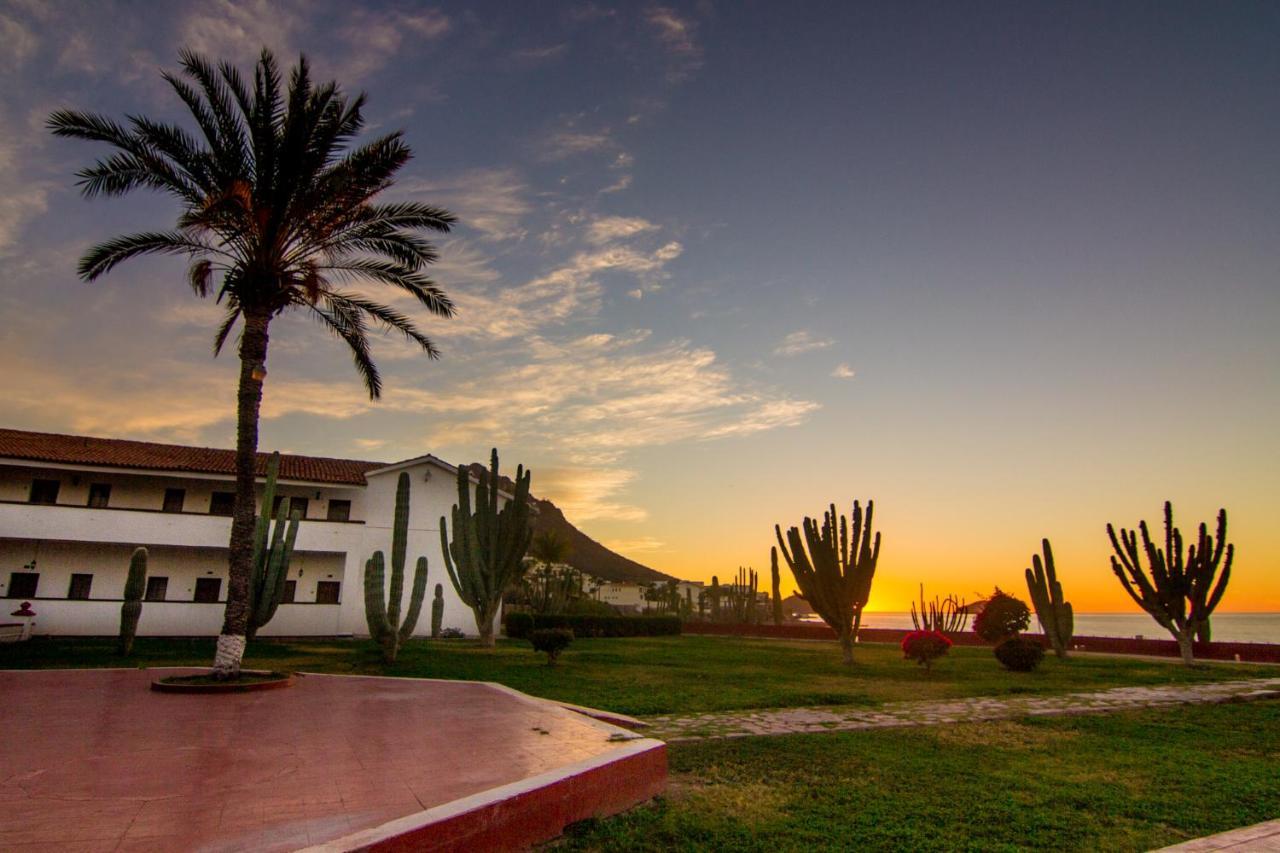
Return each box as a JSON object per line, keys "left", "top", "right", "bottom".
{"left": 644, "top": 677, "right": 1280, "bottom": 741}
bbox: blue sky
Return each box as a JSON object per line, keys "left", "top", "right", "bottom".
{"left": 2, "top": 1, "right": 1277, "bottom": 607}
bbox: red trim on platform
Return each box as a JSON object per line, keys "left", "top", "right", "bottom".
{"left": 681, "top": 622, "right": 1280, "bottom": 663}
{"left": 348, "top": 741, "right": 667, "bottom": 852}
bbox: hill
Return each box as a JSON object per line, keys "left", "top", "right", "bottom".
{"left": 462, "top": 462, "right": 675, "bottom": 584}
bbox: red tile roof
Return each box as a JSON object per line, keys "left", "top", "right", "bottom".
{"left": 0, "top": 428, "right": 381, "bottom": 485}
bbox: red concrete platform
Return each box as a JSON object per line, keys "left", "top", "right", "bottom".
{"left": 0, "top": 669, "right": 665, "bottom": 852}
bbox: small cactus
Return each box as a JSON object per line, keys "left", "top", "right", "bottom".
{"left": 117, "top": 547, "right": 147, "bottom": 656}
{"left": 431, "top": 583, "right": 444, "bottom": 638}
{"left": 771, "top": 547, "right": 783, "bottom": 626}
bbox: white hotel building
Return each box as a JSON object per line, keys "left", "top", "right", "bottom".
{"left": 0, "top": 428, "right": 500, "bottom": 639}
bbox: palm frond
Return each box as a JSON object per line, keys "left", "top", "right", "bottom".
{"left": 79, "top": 231, "right": 217, "bottom": 281}
{"left": 212, "top": 306, "right": 241, "bottom": 355}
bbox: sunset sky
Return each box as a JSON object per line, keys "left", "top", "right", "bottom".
{"left": 1, "top": 1, "right": 1276, "bottom": 611}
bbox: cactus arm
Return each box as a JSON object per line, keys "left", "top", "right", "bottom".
{"left": 363, "top": 552, "right": 391, "bottom": 642}
{"left": 397, "top": 556, "right": 429, "bottom": 644}
{"left": 118, "top": 546, "right": 148, "bottom": 656}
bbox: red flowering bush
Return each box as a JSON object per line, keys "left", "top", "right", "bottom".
{"left": 901, "top": 629, "right": 952, "bottom": 670}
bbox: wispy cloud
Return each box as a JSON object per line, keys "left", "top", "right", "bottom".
{"left": 603, "top": 535, "right": 666, "bottom": 554}
{"left": 586, "top": 215, "right": 659, "bottom": 244}
{"left": 831, "top": 363, "right": 856, "bottom": 379}
{"left": 774, "top": 330, "right": 835, "bottom": 356}
{"left": 537, "top": 467, "right": 648, "bottom": 522}
{"left": 644, "top": 6, "right": 703, "bottom": 82}
{"left": 402, "top": 167, "right": 530, "bottom": 242}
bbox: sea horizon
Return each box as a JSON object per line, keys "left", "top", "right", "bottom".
{"left": 850, "top": 611, "right": 1279, "bottom": 645}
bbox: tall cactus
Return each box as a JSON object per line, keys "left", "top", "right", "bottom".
{"left": 431, "top": 583, "right": 444, "bottom": 638}
{"left": 709, "top": 576, "right": 722, "bottom": 621}
{"left": 246, "top": 452, "right": 300, "bottom": 640}
{"left": 117, "top": 546, "right": 147, "bottom": 656}
{"left": 1024, "top": 539, "right": 1073, "bottom": 658}
{"left": 440, "top": 448, "right": 533, "bottom": 648}
{"left": 1107, "top": 501, "right": 1232, "bottom": 666}
{"left": 775, "top": 500, "right": 881, "bottom": 664}
{"left": 363, "top": 472, "right": 429, "bottom": 663}
{"left": 910, "top": 584, "right": 968, "bottom": 636}
{"left": 770, "top": 546, "right": 783, "bottom": 625}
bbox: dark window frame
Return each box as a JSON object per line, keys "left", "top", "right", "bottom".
{"left": 7, "top": 572, "right": 39, "bottom": 598}
{"left": 29, "top": 479, "right": 60, "bottom": 505}
{"left": 316, "top": 581, "right": 341, "bottom": 605}
{"left": 326, "top": 499, "right": 352, "bottom": 522}
{"left": 144, "top": 576, "right": 168, "bottom": 602}
{"left": 209, "top": 491, "right": 235, "bottom": 516}
{"left": 87, "top": 483, "right": 112, "bottom": 509}
{"left": 67, "top": 573, "right": 93, "bottom": 600}
{"left": 162, "top": 488, "right": 186, "bottom": 513}
{"left": 282, "top": 579, "right": 297, "bottom": 604}
{"left": 193, "top": 577, "right": 222, "bottom": 603}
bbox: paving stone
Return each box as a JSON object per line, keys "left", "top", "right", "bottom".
{"left": 645, "top": 677, "right": 1280, "bottom": 742}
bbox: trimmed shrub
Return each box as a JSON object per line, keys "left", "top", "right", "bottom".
{"left": 901, "top": 629, "right": 952, "bottom": 670}
{"left": 530, "top": 628, "right": 574, "bottom": 665}
{"left": 973, "top": 588, "right": 1031, "bottom": 643}
{"left": 503, "top": 612, "right": 682, "bottom": 639}
{"left": 995, "top": 636, "right": 1046, "bottom": 672}
{"left": 439, "top": 627, "right": 465, "bottom": 639}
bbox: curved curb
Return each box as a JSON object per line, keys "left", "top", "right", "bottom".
{"left": 150, "top": 671, "right": 294, "bottom": 693}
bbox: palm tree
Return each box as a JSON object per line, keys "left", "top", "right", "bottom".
{"left": 49, "top": 49, "right": 456, "bottom": 677}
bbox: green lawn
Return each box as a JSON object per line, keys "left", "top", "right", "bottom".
{"left": 2, "top": 634, "right": 1272, "bottom": 716}
{"left": 557, "top": 701, "right": 1280, "bottom": 852}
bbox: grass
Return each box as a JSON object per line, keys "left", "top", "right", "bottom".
{"left": 2, "top": 634, "right": 1273, "bottom": 716}
{"left": 555, "top": 701, "right": 1280, "bottom": 852}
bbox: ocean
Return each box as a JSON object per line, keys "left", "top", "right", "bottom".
{"left": 849, "top": 612, "right": 1279, "bottom": 644}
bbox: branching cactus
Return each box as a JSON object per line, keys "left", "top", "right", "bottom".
{"left": 725, "top": 566, "right": 759, "bottom": 624}
{"left": 1107, "top": 501, "right": 1232, "bottom": 666}
{"left": 363, "top": 472, "right": 429, "bottom": 663}
{"left": 775, "top": 500, "right": 881, "bottom": 664}
{"left": 431, "top": 583, "right": 444, "bottom": 638}
{"left": 117, "top": 546, "right": 147, "bottom": 656}
{"left": 1024, "top": 538, "right": 1073, "bottom": 658}
{"left": 440, "top": 448, "right": 533, "bottom": 647}
{"left": 910, "top": 584, "right": 968, "bottom": 636}
{"left": 771, "top": 547, "right": 783, "bottom": 626}
{"left": 246, "top": 452, "right": 300, "bottom": 640}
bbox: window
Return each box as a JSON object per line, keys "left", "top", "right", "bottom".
{"left": 67, "top": 574, "right": 93, "bottom": 600}
{"left": 316, "top": 581, "right": 341, "bottom": 605}
{"left": 7, "top": 572, "right": 38, "bottom": 598}
{"left": 29, "top": 479, "right": 60, "bottom": 505}
{"left": 209, "top": 491, "right": 235, "bottom": 516}
{"left": 87, "top": 483, "right": 112, "bottom": 508}
{"left": 162, "top": 488, "right": 186, "bottom": 513}
{"left": 144, "top": 576, "right": 168, "bottom": 602}
{"left": 326, "top": 499, "right": 352, "bottom": 522}
{"left": 282, "top": 580, "right": 297, "bottom": 604}
{"left": 272, "top": 495, "right": 309, "bottom": 519}
{"left": 194, "top": 578, "right": 222, "bottom": 603}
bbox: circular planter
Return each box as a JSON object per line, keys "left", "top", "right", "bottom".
{"left": 151, "top": 671, "right": 294, "bottom": 694}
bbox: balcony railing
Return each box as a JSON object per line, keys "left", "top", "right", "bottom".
{"left": 0, "top": 501, "right": 365, "bottom": 552}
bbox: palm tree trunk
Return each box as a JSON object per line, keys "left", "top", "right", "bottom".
{"left": 212, "top": 311, "right": 271, "bottom": 679}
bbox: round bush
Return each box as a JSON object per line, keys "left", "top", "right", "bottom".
{"left": 994, "top": 636, "right": 1046, "bottom": 672}
{"left": 973, "top": 588, "right": 1031, "bottom": 643}
{"left": 530, "top": 628, "right": 574, "bottom": 665}
{"left": 901, "top": 629, "right": 952, "bottom": 670}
